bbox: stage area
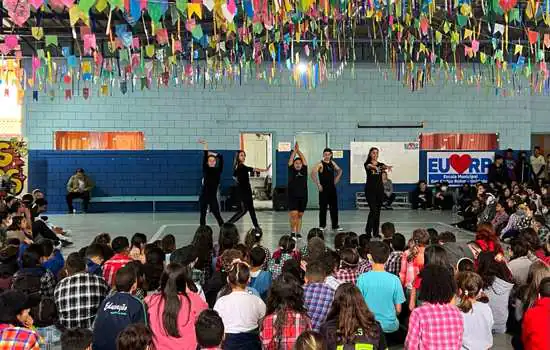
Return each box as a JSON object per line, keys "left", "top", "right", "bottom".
{"left": 50, "top": 209, "right": 475, "bottom": 252}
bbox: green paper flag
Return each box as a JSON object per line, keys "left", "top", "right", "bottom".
{"left": 119, "top": 50, "right": 129, "bottom": 63}
{"left": 253, "top": 22, "right": 263, "bottom": 34}
{"left": 191, "top": 24, "right": 203, "bottom": 40}
{"left": 79, "top": 0, "right": 96, "bottom": 12}
{"left": 37, "top": 49, "right": 45, "bottom": 59}
{"left": 45, "top": 35, "right": 58, "bottom": 47}
{"left": 494, "top": 50, "right": 504, "bottom": 61}
{"left": 537, "top": 49, "right": 545, "bottom": 62}
{"left": 176, "top": 0, "right": 188, "bottom": 13}
{"left": 170, "top": 4, "right": 179, "bottom": 25}
{"left": 148, "top": 2, "right": 163, "bottom": 22}
{"left": 456, "top": 15, "right": 468, "bottom": 27}
{"left": 509, "top": 8, "right": 520, "bottom": 23}
{"left": 108, "top": 0, "right": 123, "bottom": 9}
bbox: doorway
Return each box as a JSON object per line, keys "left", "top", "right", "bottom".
{"left": 295, "top": 133, "right": 328, "bottom": 209}
{"left": 240, "top": 132, "right": 273, "bottom": 209}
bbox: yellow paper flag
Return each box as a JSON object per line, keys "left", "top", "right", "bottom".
{"left": 464, "top": 28, "right": 473, "bottom": 40}
{"left": 187, "top": 3, "right": 203, "bottom": 19}
{"left": 480, "top": 52, "right": 486, "bottom": 63}
{"left": 69, "top": 5, "right": 89, "bottom": 26}
{"left": 145, "top": 44, "right": 155, "bottom": 57}
{"left": 96, "top": 0, "right": 108, "bottom": 11}
{"left": 443, "top": 21, "right": 451, "bottom": 34}
{"left": 514, "top": 44, "right": 523, "bottom": 55}
{"left": 31, "top": 27, "right": 44, "bottom": 40}
{"left": 435, "top": 31, "right": 442, "bottom": 44}
{"left": 419, "top": 43, "right": 426, "bottom": 54}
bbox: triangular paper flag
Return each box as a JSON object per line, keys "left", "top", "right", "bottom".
{"left": 464, "top": 28, "right": 473, "bottom": 40}
{"left": 96, "top": 0, "right": 108, "bottom": 11}
{"left": 471, "top": 39, "right": 479, "bottom": 53}
{"left": 31, "top": 27, "right": 44, "bottom": 40}
{"left": 545, "top": 34, "right": 550, "bottom": 48}
{"left": 187, "top": 3, "right": 202, "bottom": 18}
{"left": 494, "top": 23, "right": 505, "bottom": 35}
{"left": 29, "top": 0, "right": 43, "bottom": 10}
{"left": 79, "top": 0, "right": 95, "bottom": 12}
{"left": 514, "top": 44, "right": 523, "bottom": 55}
{"left": 435, "top": 31, "right": 442, "bottom": 44}
{"left": 176, "top": 0, "right": 187, "bottom": 13}
{"left": 45, "top": 35, "right": 58, "bottom": 47}
{"left": 191, "top": 24, "right": 203, "bottom": 39}
{"left": 4, "top": 0, "right": 30, "bottom": 26}
{"left": 528, "top": 30, "right": 539, "bottom": 45}
{"left": 5, "top": 35, "right": 18, "bottom": 50}
{"left": 202, "top": 0, "right": 213, "bottom": 11}
{"left": 456, "top": 15, "right": 468, "bottom": 27}
{"left": 480, "top": 52, "right": 487, "bottom": 63}
{"left": 145, "top": 44, "right": 155, "bottom": 57}
{"left": 443, "top": 21, "right": 450, "bottom": 34}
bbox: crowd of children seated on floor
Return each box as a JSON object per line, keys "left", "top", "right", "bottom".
{"left": 2, "top": 193, "right": 550, "bottom": 349}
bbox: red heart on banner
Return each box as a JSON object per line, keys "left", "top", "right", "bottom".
{"left": 449, "top": 154, "right": 472, "bottom": 174}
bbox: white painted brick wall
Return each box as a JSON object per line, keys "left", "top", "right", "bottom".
{"left": 24, "top": 64, "right": 542, "bottom": 150}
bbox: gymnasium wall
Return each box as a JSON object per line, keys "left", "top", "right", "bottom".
{"left": 24, "top": 64, "right": 547, "bottom": 212}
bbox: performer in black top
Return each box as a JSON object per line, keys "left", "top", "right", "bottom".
{"left": 311, "top": 148, "right": 343, "bottom": 231}
{"left": 288, "top": 142, "right": 308, "bottom": 238}
{"left": 198, "top": 139, "right": 224, "bottom": 227}
{"left": 364, "top": 147, "right": 392, "bottom": 238}
{"left": 227, "top": 150, "right": 270, "bottom": 229}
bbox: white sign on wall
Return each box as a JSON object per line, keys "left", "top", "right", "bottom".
{"left": 350, "top": 141, "right": 420, "bottom": 184}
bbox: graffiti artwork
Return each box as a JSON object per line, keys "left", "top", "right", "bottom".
{"left": 0, "top": 138, "right": 28, "bottom": 196}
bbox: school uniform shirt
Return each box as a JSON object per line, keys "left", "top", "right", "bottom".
{"left": 214, "top": 290, "right": 266, "bottom": 333}
{"left": 522, "top": 297, "right": 550, "bottom": 350}
{"left": 102, "top": 253, "right": 132, "bottom": 286}
{"left": 303, "top": 283, "right": 335, "bottom": 331}
{"left": 460, "top": 302, "right": 494, "bottom": 350}
{"left": 405, "top": 303, "right": 464, "bottom": 350}
{"left": 249, "top": 269, "right": 272, "bottom": 301}
{"left": 356, "top": 270, "right": 406, "bottom": 333}
{"left": 145, "top": 291, "right": 208, "bottom": 350}
{"left": 93, "top": 292, "right": 147, "bottom": 350}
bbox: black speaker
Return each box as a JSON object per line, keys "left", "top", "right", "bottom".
{"left": 272, "top": 186, "right": 288, "bottom": 211}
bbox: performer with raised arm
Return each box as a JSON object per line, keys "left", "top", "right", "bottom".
{"left": 364, "top": 147, "right": 392, "bottom": 238}
{"left": 227, "top": 150, "right": 271, "bottom": 230}
{"left": 311, "top": 148, "right": 343, "bottom": 231}
{"left": 198, "top": 139, "right": 225, "bottom": 227}
{"left": 287, "top": 142, "right": 308, "bottom": 239}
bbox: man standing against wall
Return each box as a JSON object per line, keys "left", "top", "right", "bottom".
{"left": 311, "top": 148, "right": 343, "bottom": 232}
{"left": 531, "top": 146, "right": 546, "bottom": 182}
{"left": 66, "top": 168, "right": 94, "bottom": 213}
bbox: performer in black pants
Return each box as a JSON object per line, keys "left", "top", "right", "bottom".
{"left": 288, "top": 142, "right": 308, "bottom": 239}
{"left": 311, "top": 148, "right": 343, "bottom": 231}
{"left": 198, "top": 139, "right": 224, "bottom": 227}
{"left": 227, "top": 150, "right": 270, "bottom": 229}
{"left": 364, "top": 147, "right": 392, "bottom": 238}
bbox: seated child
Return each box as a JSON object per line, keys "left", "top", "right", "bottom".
{"left": 195, "top": 309, "right": 225, "bottom": 350}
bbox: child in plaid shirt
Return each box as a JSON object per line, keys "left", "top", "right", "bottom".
{"left": 269, "top": 235, "right": 299, "bottom": 280}
{"left": 384, "top": 233, "right": 406, "bottom": 277}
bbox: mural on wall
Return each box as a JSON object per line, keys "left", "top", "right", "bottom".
{"left": 0, "top": 138, "right": 28, "bottom": 196}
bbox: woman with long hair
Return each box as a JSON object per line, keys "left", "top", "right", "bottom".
{"left": 476, "top": 251, "right": 514, "bottom": 334}
{"left": 214, "top": 259, "right": 266, "bottom": 350}
{"left": 227, "top": 150, "right": 270, "bottom": 229}
{"left": 198, "top": 139, "right": 225, "bottom": 227}
{"left": 192, "top": 225, "right": 215, "bottom": 284}
{"left": 145, "top": 263, "right": 208, "bottom": 350}
{"left": 260, "top": 274, "right": 311, "bottom": 349}
{"left": 320, "top": 283, "right": 387, "bottom": 349}
{"left": 474, "top": 223, "right": 503, "bottom": 255}
{"left": 456, "top": 271, "right": 494, "bottom": 350}
{"left": 364, "top": 147, "right": 392, "bottom": 238}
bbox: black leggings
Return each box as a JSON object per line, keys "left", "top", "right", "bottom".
{"left": 366, "top": 192, "right": 383, "bottom": 237}
{"left": 228, "top": 189, "right": 259, "bottom": 228}
{"left": 319, "top": 188, "right": 338, "bottom": 229}
{"left": 199, "top": 190, "right": 224, "bottom": 226}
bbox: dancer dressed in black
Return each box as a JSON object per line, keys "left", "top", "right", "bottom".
{"left": 227, "top": 150, "right": 270, "bottom": 229}
{"left": 364, "top": 147, "right": 392, "bottom": 238}
{"left": 198, "top": 139, "right": 224, "bottom": 227}
{"left": 311, "top": 148, "right": 343, "bottom": 231}
{"left": 288, "top": 142, "right": 308, "bottom": 238}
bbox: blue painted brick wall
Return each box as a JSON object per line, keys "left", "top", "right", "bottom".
{"left": 29, "top": 150, "right": 237, "bottom": 212}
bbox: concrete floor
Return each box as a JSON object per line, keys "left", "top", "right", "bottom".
{"left": 47, "top": 209, "right": 512, "bottom": 349}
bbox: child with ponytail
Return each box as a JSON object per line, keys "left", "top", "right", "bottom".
{"left": 399, "top": 229, "right": 430, "bottom": 311}
{"left": 456, "top": 271, "right": 494, "bottom": 350}
{"left": 213, "top": 259, "right": 266, "bottom": 350}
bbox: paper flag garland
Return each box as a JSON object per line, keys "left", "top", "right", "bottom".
{"left": 45, "top": 35, "right": 58, "bottom": 47}
{"left": 31, "top": 27, "right": 44, "bottom": 40}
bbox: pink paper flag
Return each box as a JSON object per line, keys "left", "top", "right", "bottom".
{"left": 4, "top": 0, "right": 30, "bottom": 26}
{"left": 80, "top": 26, "right": 92, "bottom": 37}
{"left": 132, "top": 37, "right": 140, "bottom": 48}
{"left": 156, "top": 28, "right": 168, "bottom": 44}
{"left": 5, "top": 35, "right": 18, "bottom": 50}
{"left": 185, "top": 19, "right": 196, "bottom": 32}
{"left": 0, "top": 44, "right": 10, "bottom": 55}
{"left": 83, "top": 34, "right": 96, "bottom": 54}
{"left": 29, "top": 0, "right": 43, "bottom": 10}
{"left": 227, "top": 0, "right": 236, "bottom": 13}
{"left": 174, "top": 40, "right": 182, "bottom": 53}
{"left": 471, "top": 39, "right": 479, "bottom": 53}
{"left": 48, "top": 0, "right": 64, "bottom": 9}
{"left": 60, "top": 0, "right": 74, "bottom": 7}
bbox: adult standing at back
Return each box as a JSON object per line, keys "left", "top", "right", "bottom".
{"left": 287, "top": 142, "right": 308, "bottom": 239}
{"left": 364, "top": 147, "right": 392, "bottom": 239}
{"left": 66, "top": 168, "right": 94, "bottom": 213}
{"left": 311, "top": 148, "right": 343, "bottom": 232}
{"left": 531, "top": 146, "right": 546, "bottom": 182}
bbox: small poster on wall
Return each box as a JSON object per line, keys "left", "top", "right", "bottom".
{"left": 277, "top": 142, "right": 292, "bottom": 152}
{"left": 0, "top": 138, "right": 28, "bottom": 196}
{"left": 426, "top": 151, "right": 494, "bottom": 186}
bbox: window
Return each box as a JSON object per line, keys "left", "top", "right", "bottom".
{"left": 0, "top": 82, "right": 23, "bottom": 137}
{"left": 55, "top": 131, "right": 145, "bottom": 150}
{"left": 420, "top": 133, "right": 498, "bottom": 150}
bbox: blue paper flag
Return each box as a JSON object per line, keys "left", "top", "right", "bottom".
{"left": 244, "top": 0, "right": 254, "bottom": 18}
